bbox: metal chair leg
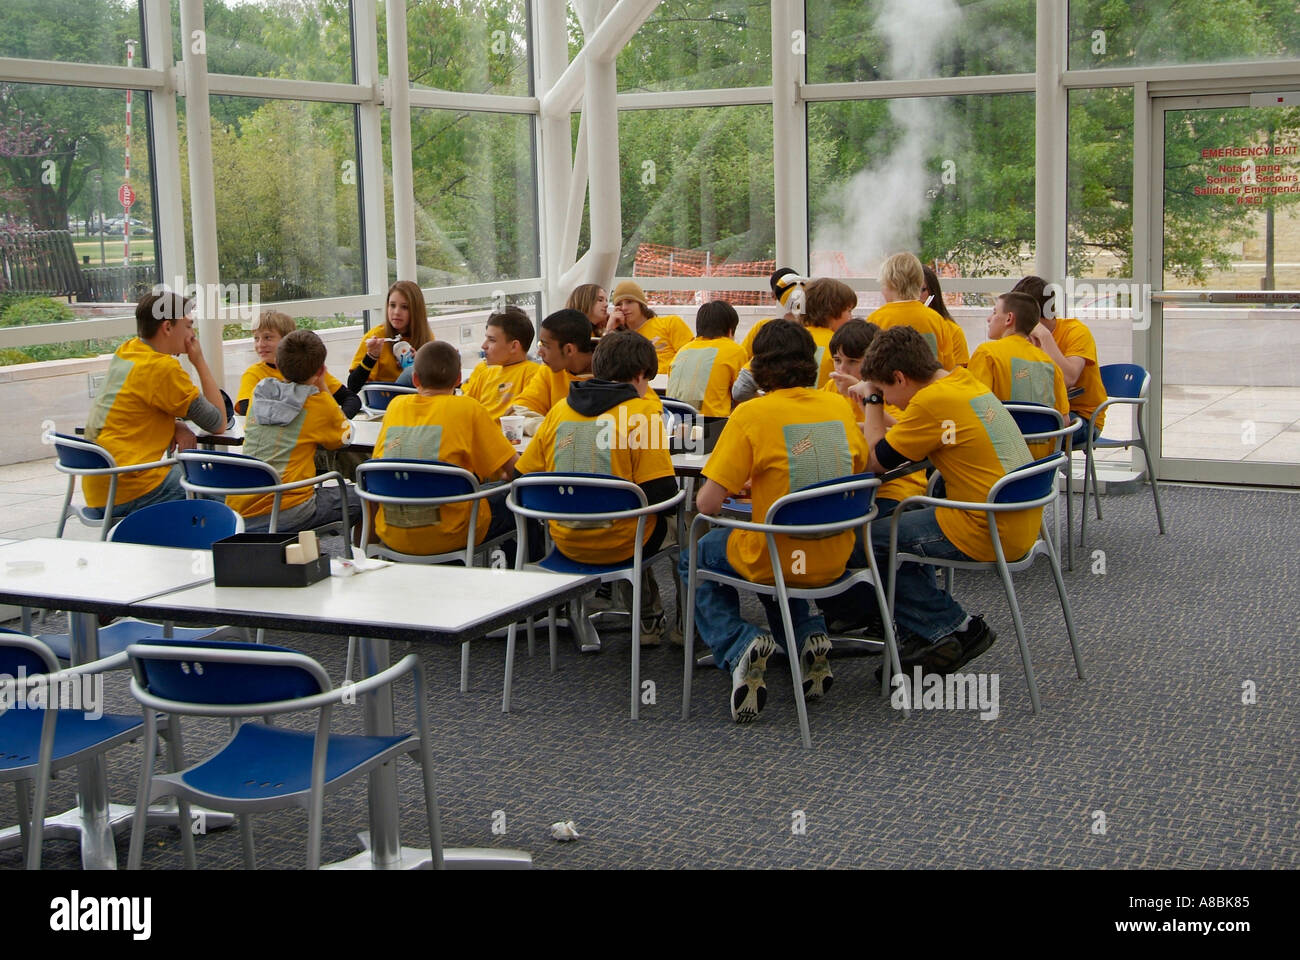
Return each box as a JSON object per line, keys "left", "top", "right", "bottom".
{"left": 239, "top": 814, "right": 257, "bottom": 869}
{"left": 997, "top": 562, "right": 1042, "bottom": 714}
{"left": 775, "top": 590, "right": 812, "bottom": 750}
{"left": 14, "top": 782, "right": 31, "bottom": 868}
{"left": 501, "top": 622, "right": 517, "bottom": 713}
{"left": 459, "top": 641, "right": 469, "bottom": 694}
{"left": 630, "top": 573, "right": 641, "bottom": 720}
{"left": 1136, "top": 420, "right": 1166, "bottom": 534}
{"left": 548, "top": 607, "right": 558, "bottom": 672}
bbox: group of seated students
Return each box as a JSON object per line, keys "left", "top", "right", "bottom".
{"left": 80, "top": 251, "right": 1108, "bottom": 726}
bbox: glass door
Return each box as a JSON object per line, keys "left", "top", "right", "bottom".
{"left": 1149, "top": 93, "right": 1300, "bottom": 486}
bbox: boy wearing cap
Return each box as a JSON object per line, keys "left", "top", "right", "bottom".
{"left": 608, "top": 279, "right": 693, "bottom": 373}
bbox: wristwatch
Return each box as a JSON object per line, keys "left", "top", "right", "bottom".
{"left": 865, "top": 393, "right": 883, "bottom": 405}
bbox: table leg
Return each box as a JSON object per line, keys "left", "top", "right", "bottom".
{"left": 70, "top": 611, "right": 116, "bottom": 869}
{"left": 323, "top": 635, "right": 532, "bottom": 870}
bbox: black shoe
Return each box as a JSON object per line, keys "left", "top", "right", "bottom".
{"left": 875, "top": 633, "right": 963, "bottom": 683}
{"left": 825, "top": 606, "right": 887, "bottom": 642}
{"left": 946, "top": 616, "right": 996, "bottom": 672}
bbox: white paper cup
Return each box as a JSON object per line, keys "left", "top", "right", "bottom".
{"left": 501, "top": 415, "right": 526, "bottom": 444}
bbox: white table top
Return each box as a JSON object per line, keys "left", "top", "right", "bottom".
{"left": 0, "top": 538, "right": 213, "bottom": 608}
{"left": 135, "top": 562, "right": 591, "bottom": 643}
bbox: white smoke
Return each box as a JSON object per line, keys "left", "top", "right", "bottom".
{"left": 811, "top": 0, "right": 963, "bottom": 278}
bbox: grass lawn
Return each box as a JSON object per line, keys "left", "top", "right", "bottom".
{"left": 71, "top": 238, "right": 155, "bottom": 265}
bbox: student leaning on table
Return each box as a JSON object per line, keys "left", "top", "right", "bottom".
{"left": 236, "top": 309, "right": 361, "bottom": 418}
{"left": 844, "top": 325, "right": 1040, "bottom": 681}
{"left": 1012, "top": 274, "right": 1109, "bottom": 440}
{"left": 82, "top": 292, "right": 226, "bottom": 520}
{"left": 231, "top": 329, "right": 361, "bottom": 535}
{"left": 515, "top": 330, "right": 679, "bottom": 644}
{"left": 606, "top": 279, "right": 693, "bottom": 373}
{"left": 347, "top": 280, "right": 433, "bottom": 392}
{"left": 731, "top": 276, "right": 855, "bottom": 405}
{"left": 682, "top": 319, "right": 870, "bottom": 724}
{"left": 371, "top": 341, "right": 519, "bottom": 557}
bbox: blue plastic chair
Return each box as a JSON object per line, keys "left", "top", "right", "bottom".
{"left": 1004, "top": 403, "right": 1080, "bottom": 570}
{"left": 885, "top": 454, "right": 1086, "bottom": 715}
{"left": 0, "top": 631, "right": 144, "bottom": 869}
{"left": 35, "top": 500, "right": 247, "bottom": 662}
{"left": 503, "top": 473, "right": 685, "bottom": 719}
{"left": 1077, "top": 363, "right": 1167, "bottom": 550}
{"left": 176, "top": 449, "right": 350, "bottom": 536}
{"left": 47, "top": 430, "right": 177, "bottom": 539}
{"left": 125, "top": 638, "right": 442, "bottom": 870}
{"left": 356, "top": 459, "right": 516, "bottom": 691}
{"left": 681, "top": 473, "right": 903, "bottom": 749}
{"left": 357, "top": 382, "right": 416, "bottom": 417}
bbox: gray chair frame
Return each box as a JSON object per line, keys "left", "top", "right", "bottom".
{"left": 1003, "top": 403, "right": 1080, "bottom": 570}
{"left": 47, "top": 429, "right": 176, "bottom": 540}
{"left": 125, "top": 644, "right": 441, "bottom": 871}
{"left": 886, "top": 454, "right": 1086, "bottom": 715}
{"left": 357, "top": 382, "right": 416, "bottom": 418}
{"left": 681, "top": 475, "right": 906, "bottom": 750}
{"left": 503, "top": 475, "right": 686, "bottom": 719}
{"left": 176, "top": 449, "right": 350, "bottom": 537}
{"left": 1077, "top": 364, "right": 1167, "bottom": 551}
{"left": 0, "top": 638, "right": 141, "bottom": 869}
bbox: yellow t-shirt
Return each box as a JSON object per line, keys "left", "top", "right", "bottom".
{"left": 1052, "top": 317, "right": 1107, "bottom": 430}
{"left": 237, "top": 361, "right": 343, "bottom": 412}
{"left": 515, "top": 393, "right": 675, "bottom": 565}
{"left": 371, "top": 394, "right": 516, "bottom": 556}
{"left": 740, "top": 316, "right": 776, "bottom": 359}
{"left": 514, "top": 366, "right": 590, "bottom": 416}
{"left": 703, "top": 387, "right": 870, "bottom": 587}
{"left": 349, "top": 331, "right": 424, "bottom": 384}
{"left": 462, "top": 359, "right": 543, "bottom": 422}
{"left": 630, "top": 314, "right": 693, "bottom": 373}
{"left": 819, "top": 382, "right": 925, "bottom": 504}
{"left": 968, "top": 335, "right": 1070, "bottom": 460}
{"left": 83, "top": 338, "right": 200, "bottom": 509}
{"left": 227, "top": 389, "right": 352, "bottom": 519}
{"left": 884, "top": 368, "right": 1039, "bottom": 562}
{"left": 806, "top": 324, "right": 835, "bottom": 389}
{"left": 948, "top": 322, "right": 970, "bottom": 367}
{"left": 666, "top": 336, "right": 747, "bottom": 416}
{"left": 868, "top": 300, "right": 962, "bottom": 371}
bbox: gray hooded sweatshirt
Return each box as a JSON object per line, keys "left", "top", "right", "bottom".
{"left": 250, "top": 379, "right": 318, "bottom": 426}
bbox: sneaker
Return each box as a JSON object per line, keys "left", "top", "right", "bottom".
{"left": 730, "top": 634, "right": 776, "bottom": 723}
{"left": 946, "top": 615, "right": 996, "bottom": 672}
{"left": 875, "top": 633, "right": 963, "bottom": 684}
{"left": 639, "top": 613, "right": 665, "bottom": 646}
{"left": 825, "top": 606, "right": 887, "bottom": 643}
{"left": 800, "top": 633, "right": 834, "bottom": 699}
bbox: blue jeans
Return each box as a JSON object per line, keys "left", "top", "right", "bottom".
{"left": 678, "top": 527, "right": 826, "bottom": 672}
{"left": 83, "top": 464, "right": 187, "bottom": 520}
{"left": 394, "top": 368, "right": 414, "bottom": 387}
{"left": 871, "top": 506, "right": 971, "bottom": 643}
{"left": 244, "top": 483, "right": 361, "bottom": 534}
{"left": 815, "top": 497, "right": 899, "bottom": 626}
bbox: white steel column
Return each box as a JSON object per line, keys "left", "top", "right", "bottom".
{"left": 142, "top": 0, "right": 186, "bottom": 295}
{"left": 178, "top": 0, "right": 223, "bottom": 383}
{"left": 771, "top": 0, "right": 808, "bottom": 273}
{"left": 354, "top": 0, "right": 389, "bottom": 313}
{"left": 384, "top": 0, "right": 417, "bottom": 281}
{"left": 535, "top": 0, "right": 574, "bottom": 310}
{"left": 1034, "top": 0, "right": 1067, "bottom": 286}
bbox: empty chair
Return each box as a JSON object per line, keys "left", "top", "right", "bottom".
{"left": 125, "top": 638, "right": 442, "bottom": 870}
{"left": 0, "top": 631, "right": 144, "bottom": 869}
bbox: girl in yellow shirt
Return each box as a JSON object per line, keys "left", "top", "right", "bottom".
{"left": 347, "top": 280, "right": 433, "bottom": 391}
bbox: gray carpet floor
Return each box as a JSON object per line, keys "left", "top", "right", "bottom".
{"left": 3, "top": 481, "right": 1297, "bottom": 870}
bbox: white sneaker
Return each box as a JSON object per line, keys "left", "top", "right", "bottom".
{"left": 730, "top": 634, "right": 776, "bottom": 723}
{"left": 800, "top": 633, "right": 834, "bottom": 700}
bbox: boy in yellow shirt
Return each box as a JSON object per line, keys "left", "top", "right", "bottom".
{"left": 1012, "top": 275, "right": 1109, "bottom": 443}
{"left": 846, "top": 326, "right": 1040, "bottom": 678}
{"left": 84, "top": 292, "right": 227, "bottom": 519}
{"left": 510, "top": 308, "right": 597, "bottom": 429}
{"left": 608, "top": 279, "right": 693, "bottom": 373}
{"left": 460, "top": 305, "right": 542, "bottom": 421}
{"left": 229, "top": 330, "right": 359, "bottom": 534}
{"left": 516, "top": 330, "right": 678, "bottom": 643}
{"left": 683, "top": 320, "right": 870, "bottom": 723}
{"left": 236, "top": 310, "right": 360, "bottom": 418}
{"left": 968, "top": 291, "right": 1069, "bottom": 458}
{"left": 666, "top": 299, "right": 747, "bottom": 418}
{"left": 868, "top": 252, "right": 963, "bottom": 371}
{"left": 371, "top": 341, "right": 519, "bottom": 557}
